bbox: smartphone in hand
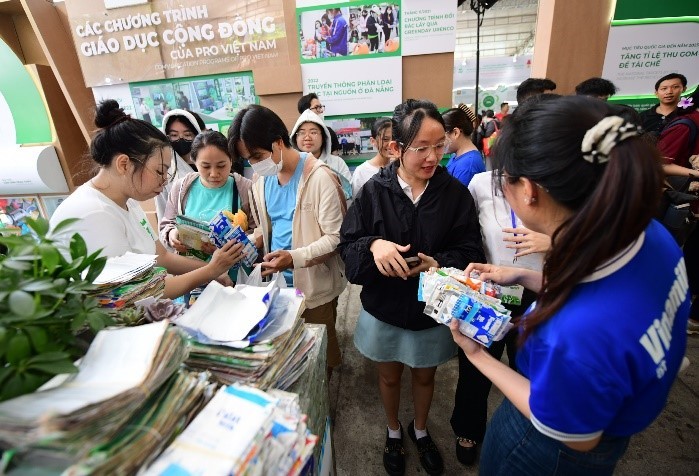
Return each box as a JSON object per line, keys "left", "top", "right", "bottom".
{"left": 404, "top": 256, "right": 422, "bottom": 268}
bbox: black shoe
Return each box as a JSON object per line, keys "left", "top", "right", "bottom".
{"left": 407, "top": 420, "right": 444, "bottom": 475}
{"left": 455, "top": 437, "right": 478, "bottom": 466}
{"left": 383, "top": 423, "right": 406, "bottom": 476}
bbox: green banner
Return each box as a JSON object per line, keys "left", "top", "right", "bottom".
{"left": 613, "top": 0, "right": 699, "bottom": 21}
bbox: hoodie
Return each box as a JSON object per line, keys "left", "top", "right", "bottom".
{"left": 155, "top": 109, "right": 204, "bottom": 222}
{"left": 290, "top": 109, "right": 353, "bottom": 201}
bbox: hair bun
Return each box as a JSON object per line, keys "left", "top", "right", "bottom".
{"left": 95, "top": 99, "right": 128, "bottom": 129}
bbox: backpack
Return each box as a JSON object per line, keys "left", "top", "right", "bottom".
{"left": 481, "top": 120, "right": 500, "bottom": 157}
{"left": 661, "top": 117, "right": 698, "bottom": 161}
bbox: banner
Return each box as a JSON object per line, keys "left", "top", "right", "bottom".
{"left": 302, "top": 56, "right": 401, "bottom": 116}
{"left": 401, "top": 0, "right": 457, "bottom": 56}
{"left": 65, "top": 0, "right": 289, "bottom": 87}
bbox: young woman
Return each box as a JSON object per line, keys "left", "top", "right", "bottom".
{"left": 450, "top": 95, "right": 689, "bottom": 475}
{"left": 442, "top": 104, "right": 485, "bottom": 188}
{"left": 50, "top": 100, "right": 243, "bottom": 299}
{"left": 350, "top": 117, "right": 392, "bottom": 197}
{"left": 228, "top": 105, "right": 347, "bottom": 374}
{"left": 155, "top": 109, "right": 206, "bottom": 222}
{"left": 339, "top": 99, "right": 485, "bottom": 476}
{"left": 290, "top": 110, "right": 353, "bottom": 201}
{"left": 159, "top": 130, "right": 255, "bottom": 271}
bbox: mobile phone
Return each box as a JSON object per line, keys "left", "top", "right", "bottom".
{"left": 404, "top": 256, "right": 422, "bottom": 268}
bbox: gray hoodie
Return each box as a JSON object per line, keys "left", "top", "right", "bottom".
{"left": 155, "top": 109, "right": 204, "bottom": 223}
{"left": 290, "top": 110, "right": 352, "bottom": 200}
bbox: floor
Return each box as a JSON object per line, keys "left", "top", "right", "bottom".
{"left": 328, "top": 285, "right": 699, "bottom": 475}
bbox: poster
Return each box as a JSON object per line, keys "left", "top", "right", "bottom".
{"left": 297, "top": 1, "right": 401, "bottom": 62}
{"left": 602, "top": 22, "right": 699, "bottom": 97}
{"left": 325, "top": 113, "right": 392, "bottom": 161}
{"left": 401, "top": 0, "right": 457, "bottom": 56}
{"left": 65, "top": 0, "right": 289, "bottom": 87}
{"left": 40, "top": 195, "right": 70, "bottom": 219}
{"left": 452, "top": 55, "right": 533, "bottom": 108}
{"left": 0, "top": 196, "right": 43, "bottom": 236}
{"left": 302, "top": 56, "right": 401, "bottom": 116}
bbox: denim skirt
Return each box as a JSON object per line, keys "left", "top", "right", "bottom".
{"left": 353, "top": 307, "right": 457, "bottom": 368}
{"left": 480, "top": 398, "right": 631, "bottom": 476}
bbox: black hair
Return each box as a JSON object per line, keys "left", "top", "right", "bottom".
{"left": 484, "top": 109, "right": 495, "bottom": 118}
{"left": 91, "top": 99, "right": 169, "bottom": 170}
{"left": 191, "top": 130, "right": 229, "bottom": 162}
{"left": 442, "top": 106, "right": 474, "bottom": 135}
{"left": 165, "top": 110, "right": 205, "bottom": 134}
{"left": 500, "top": 102, "right": 509, "bottom": 109}
{"left": 371, "top": 117, "right": 392, "bottom": 139}
{"left": 228, "top": 105, "right": 291, "bottom": 160}
{"left": 327, "top": 126, "right": 341, "bottom": 153}
{"left": 676, "top": 88, "right": 699, "bottom": 116}
{"left": 575, "top": 77, "right": 618, "bottom": 97}
{"left": 516, "top": 78, "right": 557, "bottom": 104}
{"left": 493, "top": 95, "right": 663, "bottom": 341}
{"left": 292, "top": 120, "right": 328, "bottom": 156}
{"left": 297, "top": 93, "right": 319, "bottom": 114}
{"left": 654, "top": 73, "right": 687, "bottom": 91}
{"left": 392, "top": 99, "right": 445, "bottom": 153}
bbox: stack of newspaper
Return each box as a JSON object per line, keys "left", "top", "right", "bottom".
{"left": 88, "top": 253, "right": 167, "bottom": 310}
{"left": 145, "top": 384, "right": 317, "bottom": 475}
{"left": 0, "top": 322, "right": 187, "bottom": 451}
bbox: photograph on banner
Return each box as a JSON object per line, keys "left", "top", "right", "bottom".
{"left": 601, "top": 22, "right": 699, "bottom": 97}
{"left": 302, "top": 56, "right": 401, "bottom": 116}
{"left": 40, "top": 195, "right": 70, "bottom": 219}
{"left": 401, "top": 0, "right": 456, "bottom": 56}
{"left": 129, "top": 71, "right": 258, "bottom": 127}
{"left": 0, "top": 196, "right": 43, "bottom": 236}
{"left": 325, "top": 112, "right": 392, "bottom": 161}
{"left": 64, "top": 0, "right": 289, "bottom": 87}
{"left": 298, "top": 1, "right": 401, "bottom": 62}
{"left": 453, "top": 55, "right": 532, "bottom": 109}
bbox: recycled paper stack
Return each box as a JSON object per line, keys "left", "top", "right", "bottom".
{"left": 88, "top": 253, "right": 166, "bottom": 310}
{"left": 145, "top": 384, "right": 317, "bottom": 476}
{"left": 0, "top": 322, "right": 188, "bottom": 455}
{"left": 173, "top": 275, "right": 315, "bottom": 390}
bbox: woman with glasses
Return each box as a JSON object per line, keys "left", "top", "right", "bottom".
{"left": 290, "top": 109, "right": 352, "bottom": 201}
{"left": 50, "top": 100, "right": 244, "bottom": 298}
{"left": 155, "top": 109, "right": 206, "bottom": 224}
{"left": 450, "top": 95, "right": 689, "bottom": 475}
{"left": 339, "top": 99, "right": 485, "bottom": 476}
{"left": 159, "top": 130, "right": 256, "bottom": 280}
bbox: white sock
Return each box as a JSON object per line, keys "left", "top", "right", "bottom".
{"left": 388, "top": 423, "right": 402, "bottom": 439}
{"left": 414, "top": 424, "right": 428, "bottom": 439}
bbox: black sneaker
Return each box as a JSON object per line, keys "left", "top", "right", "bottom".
{"left": 455, "top": 437, "right": 478, "bottom": 466}
{"left": 407, "top": 420, "right": 444, "bottom": 475}
{"left": 383, "top": 423, "right": 406, "bottom": 476}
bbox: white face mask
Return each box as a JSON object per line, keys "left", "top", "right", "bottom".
{"left": 251, "top": 148, "right": 283, "bottom": 176}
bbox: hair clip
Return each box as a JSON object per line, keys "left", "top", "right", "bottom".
{"left": 581, "top": 116, "right": 641, "bottom": 164}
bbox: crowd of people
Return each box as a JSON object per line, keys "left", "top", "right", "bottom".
{"left": 44, "top": 69, "right": 697, "bottom": 475}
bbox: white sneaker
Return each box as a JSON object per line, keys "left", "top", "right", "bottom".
{"left": 688, "top": 319, "right": 699, "bottom": 335}
{"left": 680, "top": 356, "right": 690, "bottom": 373}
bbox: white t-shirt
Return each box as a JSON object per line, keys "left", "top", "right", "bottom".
{"left": 49, "top": 183, "right": 157, "bottom": 258}
{"left": 468, "top": 171, "right": 543, "bottom": 271}
{"left": 350, "top": 161, "right": 381, "bottom": 198}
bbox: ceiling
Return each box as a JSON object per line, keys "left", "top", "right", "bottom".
{"left": 455, "top": 0, "right": 539, "bottom": 61}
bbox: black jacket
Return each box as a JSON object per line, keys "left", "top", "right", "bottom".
{"left": 339, "top": 161, "right": 485, "bottom": 331}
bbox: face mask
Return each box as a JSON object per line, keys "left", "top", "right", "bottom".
{"left": 251, "top": 149, "right": 283, "bottom": 177}
{"left": 171, "top": 138, "right": 193, "bottom": 157}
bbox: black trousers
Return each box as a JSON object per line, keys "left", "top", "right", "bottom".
{"left": 684, "top": 226, "right": 699, "bottom": 319}
{"left": 450, "top": 329, "right": 518, "bottom": 443}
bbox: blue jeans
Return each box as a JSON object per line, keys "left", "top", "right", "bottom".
{"left": 480, "top": 399, "right": 630, "bottom": 476}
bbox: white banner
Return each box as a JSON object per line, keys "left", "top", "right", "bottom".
{"left": 301, "top": 56, "right": 402, "bottom": 116}
{"left": 602, "top": 23, "right": 699, "bottom": 96}
{"left": 402, "top": 0, "right": 456, "bottom": 56}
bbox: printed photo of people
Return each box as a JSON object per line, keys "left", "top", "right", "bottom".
{"left": 129, "top": 72, "right": 258, "bottom": 126}
{"left": 299, "top": 2, "right": 400, "bottom": 61}
{"left": 325, "top": 114, "right": 393, "bottom": 160}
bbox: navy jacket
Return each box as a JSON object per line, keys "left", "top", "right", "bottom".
{"left": 339, "top": 161, "right": 485, "bottom": 331}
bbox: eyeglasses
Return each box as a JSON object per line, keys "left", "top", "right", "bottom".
{"left": 297, "top": 129, "right": 322, "bottom": 138}
{"left": 135, "top": 153, "right": 175, "bottom": 184}
{"left": 167, "top": 131, "right": 196, "bottom": 141}
{"left": 400, "top": 139, "right": 450, "bottom": 160}
{"left": 310, "top": 105, "right": 325, "bottom": 113}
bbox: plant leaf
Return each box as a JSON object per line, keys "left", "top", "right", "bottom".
{"left": 86, "top": 313, "right": 107, "bottom": 332}
{"left": 69, "top": 234, "right": 88, "bottom": 261}
{"left": 49, "top": 218, "right": 79, "bottom": 236}
{"left": 27, "top": 360, "right": 78, "bottom": 375}
{"left": 1, "top": 259, "right": 32, "bottom": 271}
{"left": 39, "top": 244, "right": 60, "bottom": 274}
{"left": 27, "top": 351, "right": 71, "bottom": 363}
{"left": 24, "top": 326, "right": 49, "bottom": 352}
{"left": 24, "top": 217, "right": 50, "bottom": 237}
{"left": 6, "top": 333, "right": 31, "bottom": 365}
{"left": 8, "top": 290, "right": 36, "bottom": 318}
{"left": 85, "top": 257, "right": 107, "bottom": 283}
{"left": 21, "top": 279, "right": 55, "bottom": 293}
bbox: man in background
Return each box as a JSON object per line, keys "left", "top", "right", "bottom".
{"left": 575, "top": 77, "right": 618, "bottom": 100}
{"left": 640, "top": 73, "right": 687, "bottom": 138}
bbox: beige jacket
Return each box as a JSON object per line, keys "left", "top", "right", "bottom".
{"left": 250, "top": 153, "right": 347, "bottom": 309}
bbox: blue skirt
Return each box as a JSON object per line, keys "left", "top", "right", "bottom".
{"left": 353, "top": 308, "right": 456, "bottom": 368}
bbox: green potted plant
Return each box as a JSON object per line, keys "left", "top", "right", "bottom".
{"left": 0, "top": 217, "right": 113, "bottom": 401}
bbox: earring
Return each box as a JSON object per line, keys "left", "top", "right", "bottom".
{"left": 524, "top": 198, "right": 530, "bottom": 204}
